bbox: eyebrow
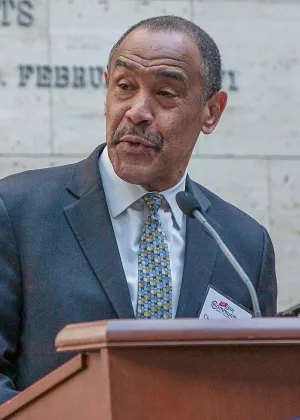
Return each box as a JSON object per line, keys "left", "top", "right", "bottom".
{"left": 114, "top": 59, "right": 187, "bottom": 86}
{"left": 115, "top": 59, "right": 137, "bottom": 72}
{"left": 156, "top": 69, "right": 186, "bottom": 85}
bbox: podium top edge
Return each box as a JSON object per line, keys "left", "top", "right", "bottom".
{"left": 55, "top": 318, "right": 300, "bottom": 352}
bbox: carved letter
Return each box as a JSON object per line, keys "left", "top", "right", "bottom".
{"left": 0, "top": 0, "right": 15, "bottom": 26}
{"left": 90, "top": 66, "right": 103, "bottom": 88}
{"left": 0, "top": 69, "right": 6, "bottom": 87}
{"left": 37, "top": 65, "right": 52, "bottom": 87}
{"left": 72, "top": 66, "right": 86, "bottom": 88}
{"left": 228, "top": 70, "right": 238, "bottom": 92}
{"left": 55, "top": 66, "right": 69, "bottom": 88}
{"left": 221, "top": 70, "right": 239, "bottom": 92}
{"left": 18, "top": 0, "right": 34, "bottom": 27}
{"left": 19, "top": 64, "right": 34, "bottom": 87}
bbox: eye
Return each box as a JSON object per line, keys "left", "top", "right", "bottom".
{"left": 118, "top": 82, "right": 132, "bottom": 91}
{"left": 157, "top": 89, "right": 175, "bottom": 98}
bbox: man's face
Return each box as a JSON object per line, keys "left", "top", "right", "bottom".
{"left": 105, "top": 28, "right": 226, "bottom": 191}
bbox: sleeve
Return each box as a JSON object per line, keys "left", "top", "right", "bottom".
{"left": 256, "top": 225, "right": 278, "bottom": 317}
{"left": 0, "top": 195, "right": 22, "bottom": 405}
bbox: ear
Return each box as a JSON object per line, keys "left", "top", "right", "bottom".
{"left": 104, "top": 70, "right": 109, "bottom": 88}
{"left": 104, "top": 70, "right": 109, "bottom": 117}
{"left": 201, "top": 91, "right": 228, "bottom": 135}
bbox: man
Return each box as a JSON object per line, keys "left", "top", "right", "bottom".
{"left": 0, "top": 16, "right": 277, "bottom": 404}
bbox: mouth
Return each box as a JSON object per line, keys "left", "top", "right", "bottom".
{"left": 119, "top": 135, "right": 156, "bottom": 148}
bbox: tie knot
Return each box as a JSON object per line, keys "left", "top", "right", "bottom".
{"left": 143, "top": 193, "right": 163, "bottom": 213}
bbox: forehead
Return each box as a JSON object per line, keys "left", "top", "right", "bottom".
{"left": 111, "top": 28, "right": 201, "bottom": 76}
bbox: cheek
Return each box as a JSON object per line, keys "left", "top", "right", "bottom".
{"left": 176, "top": 104, "right": 202, "bottom": 139}
{"left": 106, "top": 101, "right": 127, "bottom": 133}
{"left": 161, "top": 110, "right": 191, "bottom": 141}
{"left": 159, "top": 109, "right": 200, "bottom": 154}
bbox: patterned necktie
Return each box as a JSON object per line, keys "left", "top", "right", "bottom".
{"left": 136, "top": 193, "right": 172, "bottom": 319}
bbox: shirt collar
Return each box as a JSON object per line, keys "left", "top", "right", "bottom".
{"left": 99, "top": 146, "right": 187, "bottom": 229}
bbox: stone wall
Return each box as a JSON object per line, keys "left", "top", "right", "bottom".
{"left": 0, "top": 0, "right": 299, "bottom": 311}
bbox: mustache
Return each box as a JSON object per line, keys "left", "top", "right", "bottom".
{"left": 111, "top": 126, "right": 164, "bottom": 152}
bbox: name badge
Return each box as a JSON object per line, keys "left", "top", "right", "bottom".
{"left": 199, "top": 285, "right": 252, "bottom": 320}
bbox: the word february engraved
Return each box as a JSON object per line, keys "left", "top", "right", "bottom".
{"left": 0, "top": 0, "right": 34, "bottom": 27}
{"left": 19, "top": 65, "right": 104, "bottom": 89}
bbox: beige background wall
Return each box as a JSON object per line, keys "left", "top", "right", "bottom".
{"left": 0, "top": 0, "right": 299, "bottom": 310}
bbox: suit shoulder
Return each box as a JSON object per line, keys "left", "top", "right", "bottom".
{"left": 0, "top": 162, "right": 78, "bottom": 188}
{"left": 0, "top": 162, "right": 78, "bottom": 204}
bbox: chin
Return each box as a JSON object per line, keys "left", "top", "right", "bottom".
{"left": 108, "top": 147, "right": 161, "bottom": 187}
{"left": 114, "top": 163, "right": 153, "bottom": 186}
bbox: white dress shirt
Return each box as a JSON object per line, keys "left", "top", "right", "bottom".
{"left": 99, "top": 146, "right": 187, "bottom": 318}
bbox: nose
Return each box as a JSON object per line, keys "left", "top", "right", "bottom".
{"left": 125, "top": 91, "right": 154, "bottom": 126}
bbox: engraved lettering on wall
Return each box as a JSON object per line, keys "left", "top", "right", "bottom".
{"left": 0, "top": 0, "right": 34, "bottom": 27}
{"left": 18, "top": 65, "right": 105, "bottom": 89}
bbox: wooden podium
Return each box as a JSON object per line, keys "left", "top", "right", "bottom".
{"left": 1, "top": 318, "right": 300, "bottom": 420}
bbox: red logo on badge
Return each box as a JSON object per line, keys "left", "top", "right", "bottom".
{"left": 219, "top": 301, "right": 228, "bottom": 308}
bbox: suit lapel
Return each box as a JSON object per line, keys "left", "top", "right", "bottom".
{"left": 64, "top": 145, "right": 134, "bottom": 319}
{"left": 176, "top": 178, "right": 221, "bottom": 318}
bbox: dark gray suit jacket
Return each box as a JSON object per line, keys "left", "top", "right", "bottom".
{"left": 0, "top": 144, "right": 277, "bottom": 404}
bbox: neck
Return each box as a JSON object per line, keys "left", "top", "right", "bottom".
{"left": 141, "top": 170, "right": 186, "bottom": 192}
